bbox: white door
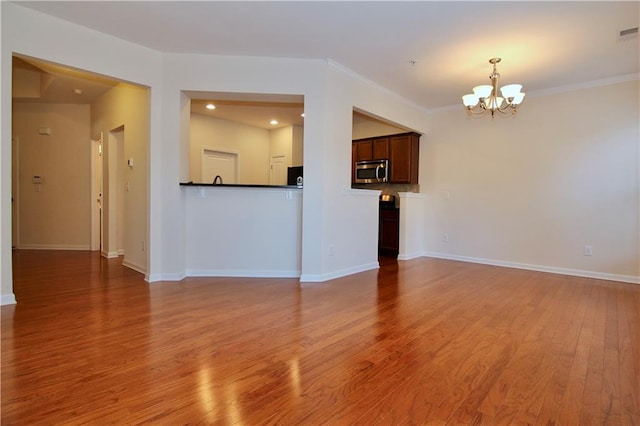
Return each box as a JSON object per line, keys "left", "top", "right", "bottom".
{"left": 201, "top": 149, "right": 238, "bottom": 184}
{"left": 270, "top": 154, "right": 287, "bottom": 185}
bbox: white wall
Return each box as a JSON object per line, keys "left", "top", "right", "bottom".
{"left": 184, "top": 186, "right": 302, "bottom": 276}
{"left": 398, "top": 192, "right": 426, "bottom": 260}
{"left": 190, "top": 113, "right": 270, "bottom": 184}
{"left": 423, "top": 78, "right": 640, "bottom": 283}
{"left": 12, "top": 103, "right": 91, "bottom": 250}
{"left": 311, "top": 63, "right": 431, "bottom": 279}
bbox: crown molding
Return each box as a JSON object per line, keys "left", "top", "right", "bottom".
{"left": 527, "top": 72, "right": 639, "bottom": 99}
{"left": 430, "top": 72, "right": 640, "bottom": 114}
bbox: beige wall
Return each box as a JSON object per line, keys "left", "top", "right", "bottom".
{"left": 352, "top": 117, "right": 406, "bottom": 139}
{"left": 190, "top": 116, "right": 303, "bottom": 185}
{"left": 91, "top": 82, "right": 149, "bottom": 273}
{"left": 12, "top": 103, "right": 91, "bottom": 249}
{"left": 270, "top": 125, "right": 293, "bottom": 168}
{"left": 292, "top": 125, "right": 304, "bottom": 166}
{"left": 424, "top": 79, "right": 639, "bottom": 280}
{"left": 190, "top": 113, "right": 271, "bottom": 184}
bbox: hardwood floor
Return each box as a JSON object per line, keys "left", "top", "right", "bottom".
{"left": 2, "top": 250, "right": 639, "bottom": 424}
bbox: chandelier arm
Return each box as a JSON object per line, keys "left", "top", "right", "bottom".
{"left": 498, "top": 99, "right": 521, "bottom": 112}
{"left": 494, "top": 104, "right": 518, "bottom": 115}
{"left": 465, "top": 106, "right": 489, "bottom": 115}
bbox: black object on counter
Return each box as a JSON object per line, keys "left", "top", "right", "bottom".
{"left": 287, "top": 166, "right": 303, "bottom": 186}
{"left": 379, "top": 194, "right": 396, "bottom": 210}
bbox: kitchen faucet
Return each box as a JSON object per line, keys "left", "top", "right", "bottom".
{"left": 213, "top": 175, "right": 223, "bottom": 185}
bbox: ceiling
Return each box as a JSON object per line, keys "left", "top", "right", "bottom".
{"left": 188, "top": 92, "right": 306, "bottom": 129}
{"left": 12, "top": 1, "right": 639, "bottom": 113}
{"left": 12, "top": 55, "right": 118, "bottom": 104}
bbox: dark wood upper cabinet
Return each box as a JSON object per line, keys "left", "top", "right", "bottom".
{"left": 355, "top": 140, "right": 373, "bottom": 162}
{"left": 389, "top": 133, "right": 420, "bottom": 184}
{"left": 354, "top": 137, "right": 390, "bottom": 162}
{"left": 352, "top": 132, "right": 420, "bottom": 185}
{"left": 372, "top": 138, "right": 389, "bottom": 160}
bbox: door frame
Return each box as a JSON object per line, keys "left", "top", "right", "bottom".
{"left": 200, "top": 147, "right": 239, "bottom": 184}
{"left": 11, "top": 137, "right": 20, "bottom": 248}
{"left": 90, "top": 133, "right": 103, "bottom": 252}
{"left": 269, "top": 153, "right": 287, "bottom": 185}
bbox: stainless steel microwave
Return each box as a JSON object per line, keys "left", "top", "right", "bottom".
{"left": 355, "top": 159, "right": 389, "bottom": 184}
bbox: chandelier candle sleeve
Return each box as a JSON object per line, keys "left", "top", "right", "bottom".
{"left": 462, "top": 58, "right": 525, "bottom": 116}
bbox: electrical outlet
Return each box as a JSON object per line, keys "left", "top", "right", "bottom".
{"left": 442, "top": 234, "right": 449, "bottom": 243}
{"left": 584, "top": 245, "right": 592, "bottom": 256}
{"left": 328, "top": 244, "right": 336, "bottom": 256}
{"left": 141, "top": 241, "right": 145, "bottom": 252}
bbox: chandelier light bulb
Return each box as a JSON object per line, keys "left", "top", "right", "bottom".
{"left": 462, "top": 94, "right": 479, "bottom": 107}
{"left": 472, "top": 85, "right": 492, "bottom": 98}
{"left": 511, "top": 92, "right": 525, "bottom": 105}
{"left": 500, "top": 84, "right": 522, "bottom": 99}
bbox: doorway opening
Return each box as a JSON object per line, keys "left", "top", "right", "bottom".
{"left": 10, "top": 53, "right": 150, "bottom": 301}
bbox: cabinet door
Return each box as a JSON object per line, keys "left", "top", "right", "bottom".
{"left": 356, "top": 140, "right": 373, "bottom": 161}
{"left": 379, "top": 209, "right": 399, "bottom": 255}
{"left": 390, "top": 134, "right": 419, "bottom": 184}
{"left": 372, "top": 137, "right": 389, "bottom": 160}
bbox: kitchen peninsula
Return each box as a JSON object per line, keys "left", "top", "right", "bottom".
{"left": 180, "top": 182, "right": 302, "bottom": 189}
{"left": 180, "top": 182, "right": 303, "bottom": 278}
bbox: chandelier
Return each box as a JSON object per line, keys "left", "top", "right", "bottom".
{"left": 462, "top": 58, "right": 525, "bottom": 116}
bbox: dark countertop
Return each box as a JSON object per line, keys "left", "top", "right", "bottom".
{"left": 180, "top": 182, "right": 302, "bottom": 189}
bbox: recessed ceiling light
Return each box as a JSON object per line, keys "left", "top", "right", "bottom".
{"left": 73, "top": 88, "right": 83, "bottom": 95}
{"left": 206, "top": 103, "right": 216, "bottom": 110}
{"left": 270, "top": 119, "right": 278, "bottom": 125}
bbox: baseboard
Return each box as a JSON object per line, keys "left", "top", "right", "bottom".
{"left": 1, "top": 294, "right": 17, "bottom": 306}
{"left": 398, "top": 251, "right": 423, "bottom": 261}
{"left": 117, "top": 249, "right": 125, "bottom": 256}
{"left": 122, "top": 259, "right": 146, "bottom": 275}
{"left": 186, "top": 269, "right": 301, "bottom": 279}
{"left": 146, "top": 272, "right": 186, "bottom": 283}
{"left": 300, "top": 262, "right": 379, "bottom": 283}
{"left": 101, "top": 251, "right": 119, "bottom": 259}
{"left": 422, "top": 252, "right": 640, "bottom": 285}
{"left": 17, "top": 244, "right": 90, "bottom": 251}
